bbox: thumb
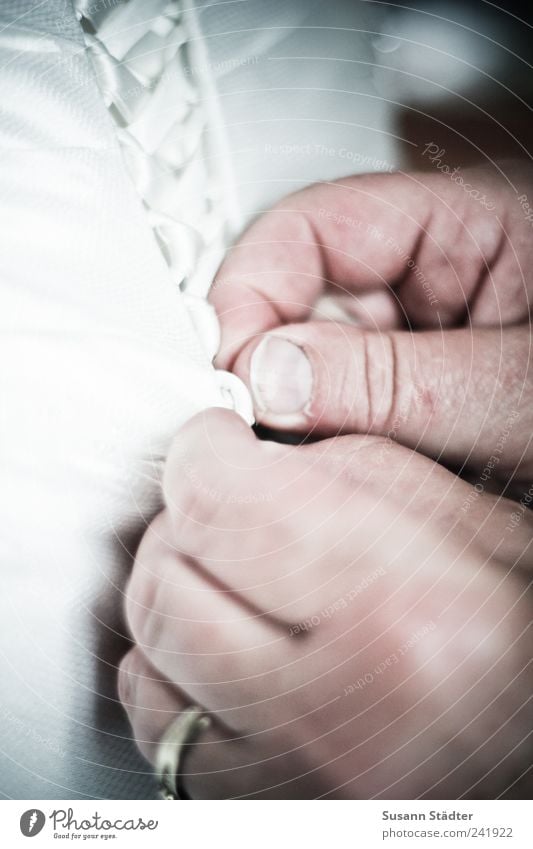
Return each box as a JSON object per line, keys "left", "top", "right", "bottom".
{"left": 232, "top": 323, "right": 531, "bottom": 480}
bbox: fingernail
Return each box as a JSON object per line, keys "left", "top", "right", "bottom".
{"left": 250, "top": 336, "right": 313, "bottom": 415}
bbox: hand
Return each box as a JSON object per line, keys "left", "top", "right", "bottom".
{"left": 210, "top": 162, "right": 533, "bottom": 486}
{"left": 119, "top": 410, "right": 532, "bottom": 799}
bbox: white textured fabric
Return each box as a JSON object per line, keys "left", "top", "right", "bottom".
{"left": 74, "top": 0, "right": 242, "bottom": 303}
{"left": 72, "top": 0, "right": 255, "bottom": 411}
{"left": 0, "top": 0, "right": 395, "bottom": 799}
{"left": 0, "top": 0, "right": 238, "bottom": 800}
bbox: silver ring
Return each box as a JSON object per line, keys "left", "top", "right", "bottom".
{"left": 155, "top": 705, "right": 211, "bottom": 800}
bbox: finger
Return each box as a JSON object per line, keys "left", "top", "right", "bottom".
{"left": 118, "top": 647, "right": 261, "bottom": 799}
{"left": 211, "top": 167, "right": 532, "bottom": 369}
{"left": 160, "top": 409, "right": 389, "bottom": 624}
{"left": 119, "top": 645, "right": 192, "bottom": 765}
{"left": 119, "top": 646, "right": 331, "bottom": 799}
{"left": 122, "top": 516, "right": 533, "bottom": 798}
{"left": 161, "top": 411, "right": 507, "bottom": 632}
{"left": 120, "top": 554, "right": 533, "bottom": 800}
{"left": 231, "top": 323, "right": 533, "bottom": 480}
{"left": 301, "top": 435, "right": 533, "bottom": 571}
{"left": 124, "top": 509, "right": 290, "bottom": 720}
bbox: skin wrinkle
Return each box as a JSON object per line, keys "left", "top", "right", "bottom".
{"left": 317, "top": 331, "right": 356, "bottom": 433}
{"left": 387, "top": 332, "right": 404, "bottom": 437}
{"left": 361, "top": 330, "right": 374, "bottom": 434}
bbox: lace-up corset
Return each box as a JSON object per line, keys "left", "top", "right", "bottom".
{"left": 74, "top": 0, "right": 253, "bottom": 423}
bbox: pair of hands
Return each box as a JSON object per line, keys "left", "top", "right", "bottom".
{"left": 119, "top": 163, "right": 532, "bottom": 798}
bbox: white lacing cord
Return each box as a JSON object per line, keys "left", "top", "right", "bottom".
{"left": 74, "top": 0, "right": 253, "bottom": 425}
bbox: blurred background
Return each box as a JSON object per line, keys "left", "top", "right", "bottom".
{"left": 194, "top": 0, "right": 533, "bottom": 221}
{"left": 376, "top": 0, "right": 533, "bottom": 171}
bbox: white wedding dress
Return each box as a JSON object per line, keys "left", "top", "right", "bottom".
{"left": 0, "top": 0, "right": 396, "bottom": 798}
